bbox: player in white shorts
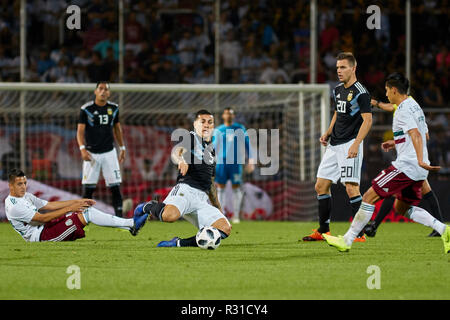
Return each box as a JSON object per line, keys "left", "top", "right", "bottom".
{"left": 323, "top": 72, "right": 449, "bottom": 253}
{"left": 77, "top": 82, "right": 127, "bottom": 217}
{"left": 133, "top": 110, "right": 232, "bottom": 248}
{"left": 302, "top": 52, "right": 373, "bottom": 242}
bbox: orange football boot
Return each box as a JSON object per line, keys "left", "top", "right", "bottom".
{"left": 302, "top": 229, "right": 330, "bottom": 241}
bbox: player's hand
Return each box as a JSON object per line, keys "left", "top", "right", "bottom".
{"left": 178, "top": 161, "right": 189, "bottom": 176}
{"left": 118, "top": 150, "right": 126, "bottom": 164}
{"left": 381, "top": 140, "right": 395, "bottom": 152}
{"left": 79, "top": 198, "right": 96, "bottom": 206}
{"left": 69, "top": 201, "right": 90, "bottom": 214}
{"left": 418, "top": 161, "right": 441, "bottom": 172}
{"left": 370, "top": 99, "right": 378, "bottom": 107}
{"left": 81, "top": 149, "right": 93, "bottom": 162}
{"left": 245, "top": 163, "right": 255, "bottom": 174}
{"left": 347, "top": 142, "right": 359, "bottom": 158}
{"left": 319, "top": 133, "right": 330, "bottom": 146}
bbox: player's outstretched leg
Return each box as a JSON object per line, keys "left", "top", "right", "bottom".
{"left": 364, "top": 196, "right": 395, "bottom": 237}
{"left": 82, "top": 206, "right": 148, "bottom": 236}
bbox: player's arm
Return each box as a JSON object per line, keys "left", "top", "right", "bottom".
{"left": 39, "top": 199, "right": 95, "bottom": 212}
{"left": 208, "top": 176, "right": 222, "bottom": 211}
{"left": 348, "top": 93, "right": 373, "bottom": 158}
{"left": 171, "top": 146, "right": 189, "bottom": 176}
{"left": 408, "top": 128, "right": 440, "bottom": 172}
{"left": 77, "top": 123, "right": 93, "bottom": 162}
{"left": 320, "top": 111, "right": 337, "bottom": 146}
{"left": 371, "top": 99, "right": 395, "bottom": 112}
{"left": 31, "top": 201, "right": 91, "bottom": 223}
{"left": 113, "top": 122, "right": 126, "bottom": 163}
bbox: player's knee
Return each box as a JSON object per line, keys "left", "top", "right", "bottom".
{"left": 161, "top": 206, "right": 180, "bottom": 222}
{"left": 345, "top": 183, "right": 360, "bottom": 198}
{"left": 315, "top": 181, "right": 329, "bottom": 195}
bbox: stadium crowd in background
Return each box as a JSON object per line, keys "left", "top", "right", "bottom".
{"left": 0, "top": 0, "right": 448, "bottom": 178}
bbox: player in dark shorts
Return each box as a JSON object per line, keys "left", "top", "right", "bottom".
{"left": 5, "top": 169, "right": 148, "bottom": 242}
{"left": 302, "top": 52, "right": 372, "bottom": 242}
{"left": 77, "top": 82, "right": 127, "bottom": 217}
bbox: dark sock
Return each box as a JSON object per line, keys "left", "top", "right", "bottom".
{"left": 82, "top": 185, "right": 96, "bottom": 199}
{"left": 109, "top": 185, "right": 123, "bottom": 217}
{"left": 317, "top": 194, "right": 331, "bottom": 233}
{"left": 143, "top": 201, "right": 166, "bottom": 220}
{"left": 374, "top": 196, "right": 395, "bottom": 227}
{"left": 422, "top": 191, "right": 443, "bottom": 222}
{"left": 219, "top": 230, "right": 229, "bottom": 239}
{"left": 350, "top": 195, "right": 364, "bottom": 237}
{"left": 179, "top": 236, "right": 198, "bottom": 247}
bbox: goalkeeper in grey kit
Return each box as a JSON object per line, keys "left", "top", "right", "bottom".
{"left": 133, "top": 110, "right": 232, "bottom": 247}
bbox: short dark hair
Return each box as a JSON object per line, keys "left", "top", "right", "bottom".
{"left": 195, "top": 109, "right": 213, "bottom": 119}
{"left": 96, "top": 82, "right": 110, "bottom": 89}
{"left": 223, "top": 107, "right": 234, "bottom": 114}
{"left": 336, "top": 52, "right": 357, "bottom": 67}
{"left": 385, "top": 72, "right": 409, "bottom": 94}
{"left": 8, "top": 169, "right": 25, "bottom": 184}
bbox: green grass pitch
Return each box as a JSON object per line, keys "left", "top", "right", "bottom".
{"left": 0, "top": 220, "right": 448, "bottom": 300}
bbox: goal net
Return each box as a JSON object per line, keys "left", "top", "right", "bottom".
{"left": 0, "top": 83, "right": 330, "bottom": 221}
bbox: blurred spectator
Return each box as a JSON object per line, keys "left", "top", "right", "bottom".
{"left": 259, "top": 59, "right": 289, "bottom": 84}
{"left": 124, "top": 12, "right": 144, "bottom": 55}
{"left": 422, "top": 81, "right": 444, "bottom": 109}
{"left": 87, "top": 51, "right": 110, "bottom": 82}
{"left": 93, "top": 31, "right": 119, "bottom": 60}
{"left": 48, "top": 58, "right": 69, "bottom": 82}
{"left": 36, "top": 0, "right": 66, "bottom": 48}
{"left": 157, "top": 60, "right": 180, "bottom": 83}
{"left": 192, "top": 25, "right": 211, "bottom": 63}
{"left": 37, "top": 49, "right": 55, "bottom": 77}
{"left": 155, "top": 32, "right": 172, "bottom": 55}
{"left": 319, "top": 20, "right": 339, "bottom": 53}
{"left": 177, "top": 30, "right": 196, "bottom": 66}
{"left": 436, "top": 45, "right": 450, "bottom": 70}
{"left": 82, "top": 19, "right": 108, "bottom": 50}
{"left": 221, "top": 31, "right": 242, "bottom": 82}
{"left": 164, "top": 45, "right": 181, "bottom": 66}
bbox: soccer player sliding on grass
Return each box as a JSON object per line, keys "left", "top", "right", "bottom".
{"left": 133, "top": 110, "right": 232, "bottom": 248}
{"left": 364, "top": 98, "right": 444, "bottom": 237}
{"left": 323, "top": 73, "right": 450, "bottom": 253}
{"left": 5, "top": 169, "right": 148, "bottom": 242}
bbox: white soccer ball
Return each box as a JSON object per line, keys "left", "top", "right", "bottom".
{"left": 196, "top": 226, "right": 221, "bottom": 250}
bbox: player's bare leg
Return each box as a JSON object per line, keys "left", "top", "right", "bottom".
{"left": 303, "top": 178, "right": 332, "bottom": 241}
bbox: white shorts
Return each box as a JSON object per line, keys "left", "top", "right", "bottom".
{"left": 316, "top": 139, "right": 363, "bottom": 185}
{"left": 82, "top": 148, "right": 122, "bottom": 186}
{"left": 163, "top": 183, "right": 230, "bottom": 230}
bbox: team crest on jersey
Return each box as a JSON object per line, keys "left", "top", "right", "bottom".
{"left": 65, "top": 219, "right": 73, "bottom": 226}
{"left": 107, "top": 108, "right": 113, "bottom": 115}
{"left": 347, "top": 91, "right": 353, "bottom": 101}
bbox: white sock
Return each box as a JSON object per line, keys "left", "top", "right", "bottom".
{"left": 232, "top": 187, "right": 243, "bottom": 219}
{"left": 343, "top": 202, "right": 375, "bottom": 246}
{"left": 83, "top": 207, "right": 134, "bottom": 230}
{"left": 406, "top": 206, "right": 446, "bottom": 235}
{"left": 217, "top": 187, "right": 226, "bottom": 211}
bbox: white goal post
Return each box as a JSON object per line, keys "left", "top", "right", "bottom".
{"left": 0, "top": 82, "right": 330, "bottom": 221}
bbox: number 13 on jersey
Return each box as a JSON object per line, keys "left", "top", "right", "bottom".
{"left": 99, "top": 115, "right": 108, "bottom": 124}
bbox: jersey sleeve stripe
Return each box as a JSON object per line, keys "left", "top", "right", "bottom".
{"left": 355, "top": 82, "right": 367, "bottom": 94}
{"left": 81, "top": 101, "right": 94, "bottom": 109}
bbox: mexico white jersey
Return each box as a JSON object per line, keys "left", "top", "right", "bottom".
{"left": 391, "top": 97, "right": 429, "bottom": 181}
{"left": 5, "top": 193, "right": 48, "bottom": 242}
